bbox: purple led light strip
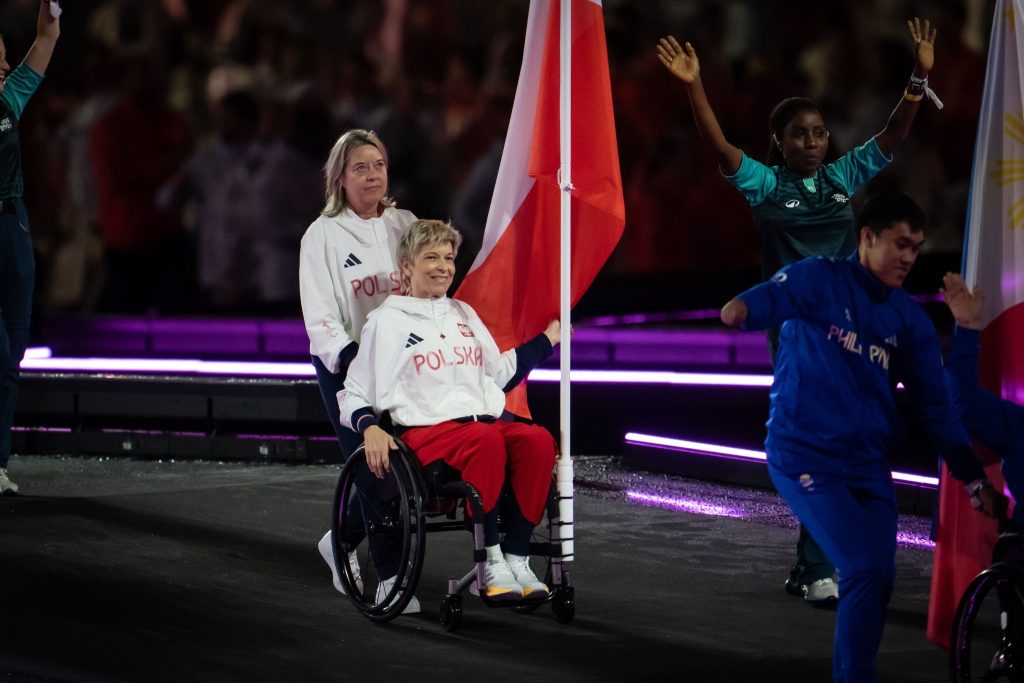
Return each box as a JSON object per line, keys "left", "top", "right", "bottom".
{"left": 529, "top": 369, "right": 772, "bottom": 386}
{"left": 582, "top": 309, "right": 722, "bottom": 326}
{"left": 24, "top": 346, "right": 52, "bottom": 360}
{"left": 583, "top": 296, "right": 942, "bottom": 327}
{"left": 17, "top": 355, "right": 913, "bottom": 392}
{"left": 20, "top": 355, "right": 775, "bottom": 386}
{"left": 624, "top": 432, "right": 939, "bottom": 488}
{"left": 20, "top": 356, "right": 318, "bottom": 377}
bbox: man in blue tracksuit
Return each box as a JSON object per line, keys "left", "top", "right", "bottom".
{"left": 941, "top": 272, "right": 1024, "bottom": 529}
{"left": 0, "top": 1, "right": 60, "bottom": 495}
{"left": 720, "top": 191, "right": 1001, "bottom": 683}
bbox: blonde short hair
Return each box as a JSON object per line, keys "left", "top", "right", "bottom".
{"left": 322, "top": 129, "right": 395, "bottom": 217}
{"left": 397, "top": 220, "right": 463, "bottom": 294}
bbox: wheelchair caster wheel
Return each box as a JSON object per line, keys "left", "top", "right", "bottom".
{"left": 552, "top": 587, "right": 575, "bottom": 624}
{"left": 440, "top": 596, "right": 463, "bottom": 633}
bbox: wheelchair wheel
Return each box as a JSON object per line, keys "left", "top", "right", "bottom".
{"left": 331, "top": 443, "right": 427, "bottom": 622}
{"left": 951, "top": 562, "right": 1024, "bottom": 682}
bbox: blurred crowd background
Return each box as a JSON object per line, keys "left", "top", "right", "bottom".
{"left": 4, "top": 0, "right": 994, "bottom": 319}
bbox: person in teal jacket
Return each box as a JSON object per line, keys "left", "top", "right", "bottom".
{"left": 720, "top": 192, "right": 1000, "bottom": 683}
{"left": 658, "top": 17, "right": 941, "bottom": 604}
{"left": 0, "top": 0, "right": 61, "bottom": 495}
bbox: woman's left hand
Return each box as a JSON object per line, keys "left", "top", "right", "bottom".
{"left": 543, "top": 319, "right": 574, "bottom": 346}
{"left": 907, "top": 17, "right": 936, "bottom": 76}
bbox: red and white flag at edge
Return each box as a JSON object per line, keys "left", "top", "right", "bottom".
{"left": 928, "top": 0, "right": 1024, "bottom": 650}
{"left": 454, "top": 0, "right": 625, "bottom": 418}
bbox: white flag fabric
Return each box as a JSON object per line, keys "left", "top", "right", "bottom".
{"left": 929, "top": 0, "right": 1024, "bottom": 649}
{"left": 962, "top": 0, "right": 1024, "bottom": 403}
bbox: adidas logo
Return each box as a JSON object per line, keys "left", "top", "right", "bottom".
{"left": 344, "top": 253, "right": 362, "bottom": 268}
{"left": 405, "top": 332, "right": 424, "bottom": 348}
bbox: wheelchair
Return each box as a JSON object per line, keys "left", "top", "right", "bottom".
{"left": 950, "top": 532, "right": 1024, "bottom": 681}
{"left": 328, "top": 436, "right": 575, "bottom": 632}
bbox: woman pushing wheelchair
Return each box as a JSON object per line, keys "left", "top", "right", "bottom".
{"left": 339, "top": 219, "right": 561, "bottom": 601}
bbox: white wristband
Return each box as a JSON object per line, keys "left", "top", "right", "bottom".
{"left": 909, "top": 74, "right": 943, "bottom": 109}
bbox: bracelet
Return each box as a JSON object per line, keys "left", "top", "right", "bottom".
{"left": 906, "top": 73, "right": 944, "bottom": 109}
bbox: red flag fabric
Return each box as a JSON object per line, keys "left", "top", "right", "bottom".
{"left": 928, "top": 0, "right": 1024, "bottom": 650}
{"left": 454, "top": 0, "right": 625, "bottom": 416}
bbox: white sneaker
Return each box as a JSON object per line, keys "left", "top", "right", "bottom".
{"left": 471, "top": 546, "right": 523, "bottom": 600}
{"left": 804, "top": 577, "right": 839, "bottom": 604}
{"left": 505, "top": 554, "right": 549, "bottom": 597}
{"left": 0, "top": 468, "right": 18, "bottom": 495}
{"left": 317, "top": 531, "right": 362, "bottom": 595}
{"left": 376, "top": 575, "right": 421, "bottom": 614}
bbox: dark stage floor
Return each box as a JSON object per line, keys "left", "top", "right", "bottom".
{"left": 0, "top": 454, "right": 949, "bottom": 682}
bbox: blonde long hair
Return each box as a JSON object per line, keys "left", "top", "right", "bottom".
{"left": 322, "top": 129, "right": 396, "bottom": 217}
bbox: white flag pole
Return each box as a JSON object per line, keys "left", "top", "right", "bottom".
{"left": 556, "top": 0, "right": 575, "bottom": 563}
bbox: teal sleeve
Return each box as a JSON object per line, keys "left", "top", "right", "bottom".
{"left": 825, "top": 136, "right": 892, "bottom": 195}
{"left": 723, "top": 152, "right": 776, "bottom": 207}
{"left": 0, "top": 63, "right": 44, "bottom": 120}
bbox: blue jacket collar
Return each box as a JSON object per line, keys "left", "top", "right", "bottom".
{"left": 846, "top": 252, "right": 893, "bottom": 302}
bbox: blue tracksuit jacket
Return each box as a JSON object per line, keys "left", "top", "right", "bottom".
{"left": 738, "top": 254, "right": 984, "bottom": 484}
{"left": 945, "top": 326, "right": 1024, "bottom": 520}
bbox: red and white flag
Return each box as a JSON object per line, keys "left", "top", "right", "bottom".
{"left": 929, "top": 0, "right": 1024, "bottom": 649}
{"left": 455, "top": 0, "right": 625, "bottom": 417}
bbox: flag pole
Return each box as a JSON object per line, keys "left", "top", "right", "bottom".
{"left": 556, "top": 0, "right": 575, "bottom": 563}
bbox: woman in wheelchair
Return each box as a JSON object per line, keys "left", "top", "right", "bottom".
{"left": 339, "top": 219, "right": 562, "bottom": 602}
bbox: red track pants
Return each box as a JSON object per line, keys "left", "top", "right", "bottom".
{"left": 401, "top": 420, "right": 557, "bottom": 524}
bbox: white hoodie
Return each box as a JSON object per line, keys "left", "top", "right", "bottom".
{"left": 339, "top": 296, "right": 518, "bottom": 428}
{"left": 299, "top": 206, "right": 416, "bottom": 372}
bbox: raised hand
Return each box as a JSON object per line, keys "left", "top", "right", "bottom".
{"left": 940, "top": 272, "right": 983, "bottom": 330}
{"left": 657, "top": 36, "right": 700, "bottom": 84}
{"left": 38, "top": 0, "right": 60, "bottom": 38}
{"left": 907, "top": 17, "right": 936, "bottom": 76}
